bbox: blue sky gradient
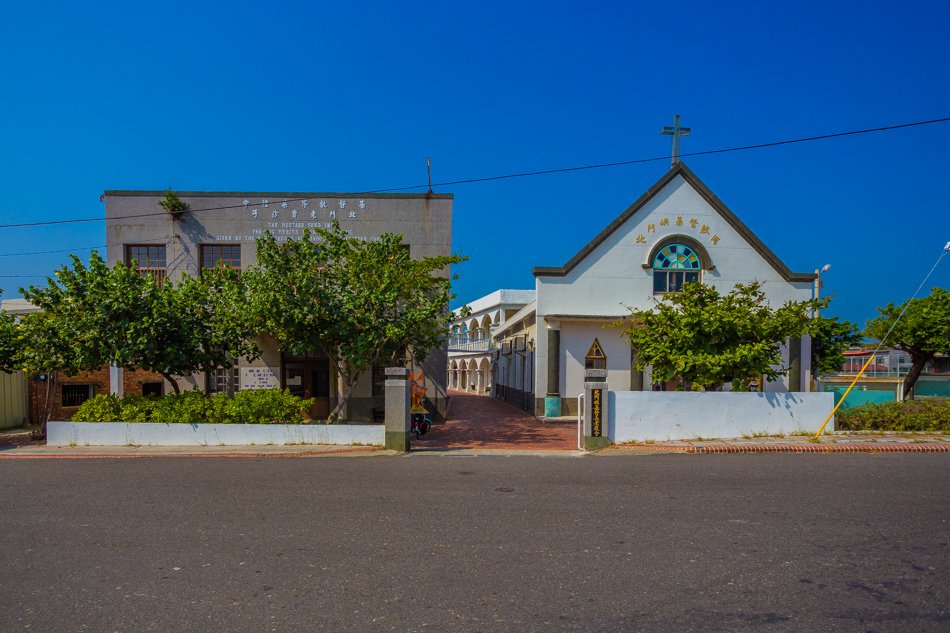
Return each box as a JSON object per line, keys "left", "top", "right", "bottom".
{"left": 1, "top": 0, "right": 948, "bottom": 326}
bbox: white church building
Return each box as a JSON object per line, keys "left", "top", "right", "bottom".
{"left": 524, "top": 161, "right": 817, "bottom": 417}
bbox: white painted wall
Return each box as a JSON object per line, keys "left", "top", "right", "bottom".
{"left": 559, "top": 322, "right": 630, "bottom": 396}
{"left": 48, "top": 422, "right": 384, "bottom": 447}
{"left": 608, "top": 391, "right": 834, "bottom": 442}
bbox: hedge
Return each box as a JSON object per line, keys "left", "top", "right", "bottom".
{"left": 73, "top": 389, "right": 315, "bottom": 424}
{"left": 836, "top": 398, "right": 950, "bottom": 433}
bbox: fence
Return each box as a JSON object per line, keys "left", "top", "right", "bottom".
{"left": 0, "top": 371, "right": 29, "bottom": 429}
{"left": 913, "top": 376, "right": 950, "bottom": 399}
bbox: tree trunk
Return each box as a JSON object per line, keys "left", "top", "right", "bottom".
{"left": 327, "top": 379, "right": 358, "bottom": 423}
{"left": 160, "top": 372, "right": 181, "bottom": 395}
{"left": 902, "top": 355, "right": 931, "bottom": 398}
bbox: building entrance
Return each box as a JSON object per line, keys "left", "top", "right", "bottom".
{"left": 283, "top": 357, "right": 333, "bottom": 420}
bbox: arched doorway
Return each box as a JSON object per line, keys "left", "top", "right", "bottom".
{"left": 478, "top": 357, "right": 491, "bottom": 394}
{"left": 468, "top": 359, "right": 479, "bottom": 392}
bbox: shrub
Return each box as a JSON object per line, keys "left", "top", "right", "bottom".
{"left": 72, "top": 389, "right": 314, "bottom": 424}
{"left": 836, "top": 399, "right": 950, "bottom": 433}
{"left": 225, "top": 389, "right": 314, "bottom": 424}
{"left": 74, "top": 394, "right": 122, "bottom": 422}
{"left": 120, "top": 395, "right": 157, "bottom": 423}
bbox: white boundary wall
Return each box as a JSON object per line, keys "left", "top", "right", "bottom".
{"left": 48, "top": 422, "right": 384, "bottom": 447}
{"left": 608, "top": 391, "right": 834, "bottom": 442}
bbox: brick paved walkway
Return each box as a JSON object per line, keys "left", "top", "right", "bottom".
{"left": 421, "top": 391, "right": 577, "bottom": 450}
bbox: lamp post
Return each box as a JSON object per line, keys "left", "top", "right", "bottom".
{"left": 813, "top": 264, "right": 831, "bottom": 318}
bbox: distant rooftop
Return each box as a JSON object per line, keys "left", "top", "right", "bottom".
{"left": 456, "top": 289, "right": 535, "bottom": 317}
{"left": 0, "top": 299, "right": 39, "bottom": 315}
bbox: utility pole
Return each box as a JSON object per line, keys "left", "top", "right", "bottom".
{"left": 426, "top": 157, "right": 433, "bottom": 195}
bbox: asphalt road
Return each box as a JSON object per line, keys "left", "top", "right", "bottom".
{"left": 0, "top": 453, "right": 947, "bottom": 632}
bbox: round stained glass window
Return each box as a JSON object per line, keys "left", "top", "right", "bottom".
{"left": 653, "top": 244, "right": 700, "bottom": 270}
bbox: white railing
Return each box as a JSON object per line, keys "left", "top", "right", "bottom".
{"left": 448, "top": 338, "right": 494, "bottom": 353}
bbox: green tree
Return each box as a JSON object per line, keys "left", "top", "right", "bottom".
{"left": 614, "top": 281, "right": 817, "bottom": 391}
{"left": 865, "top": 287, "right": 950, "bottom": 398}
{"left": 0, "top": 293, "right": 19, "bottom": 372}
{"left": 19, "top": 252, "right": 259, "bottom": 393}
{"left": 809, "top": 316, "right": 862, "bottom": 375}
{"left": 247, "top": 224, "right": 466, "bottom": 421}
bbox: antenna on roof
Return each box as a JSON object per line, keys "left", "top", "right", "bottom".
{"left": 426, "top": 157, "right": 433, "bottom": 195}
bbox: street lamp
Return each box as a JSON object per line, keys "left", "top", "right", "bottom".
{"left": 813, "top": 263, "right": 831, "bottom": 317}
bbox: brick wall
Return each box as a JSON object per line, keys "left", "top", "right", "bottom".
{"left": 29, "top": 368, "right": 108, "bottom": 423}
{"left": 123, "top": 368, "right": 167, "bottom": 397}
{"left": 28, "top": 367, "right": 167, "bottom": 422}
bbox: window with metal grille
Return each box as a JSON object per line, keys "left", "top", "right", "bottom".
{"left": 62, "top": 384, "right": 93, "bottom": 407}
{"left": 126, "top": 244, "right": 167, "bottom": 285}
{"left": 201, "top": 244, "right": 241, "bottom": 270}
{"left": 126, "top": 244, "right": 166, "bottom": 268}
{"left": 207, "top": 366, "right": 240, "bottom": 396}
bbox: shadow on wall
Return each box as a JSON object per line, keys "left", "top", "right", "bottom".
{"left": 763, "top": 391, "right": 802, "bottom": 414}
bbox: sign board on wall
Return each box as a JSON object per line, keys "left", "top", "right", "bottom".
{"left": 591, "top": 388, "right": 603, "bottom": 437}
{"left": 240, "top": 367, "right": 280, "bottom": 391}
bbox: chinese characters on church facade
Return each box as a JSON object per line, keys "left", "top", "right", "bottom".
{"left": 634, "top": 215, "right": 720, "bottom": 246}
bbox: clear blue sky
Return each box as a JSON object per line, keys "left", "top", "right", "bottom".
{"left": 1, "top": 0, "right": 948, "bottom": 326}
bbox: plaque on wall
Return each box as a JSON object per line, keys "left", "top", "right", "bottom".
{"left": 240, "top": 367, "right": 280, "bottom": 390}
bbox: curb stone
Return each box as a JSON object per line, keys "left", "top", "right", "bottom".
{"left": 0, "top": 446, "right": 387, "bottom": 460}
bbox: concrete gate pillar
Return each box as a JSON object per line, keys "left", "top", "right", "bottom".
{"left": 544, "top": 321, "right": 561, "bottom": 417}
{"left": 583, "top": 368, "right": 610, "bottom": 450}
{"left": 384, "top": 367, "right": 411, "bottom": 452}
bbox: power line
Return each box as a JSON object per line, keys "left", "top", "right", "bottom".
{"left": 1, "top": 115, "right": 948, "bottom": 231}
{"left": 0, "top": 245, "right": 107, "bottom": 257}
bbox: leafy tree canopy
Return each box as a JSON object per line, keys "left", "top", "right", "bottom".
{"left": 247, "top": 224, "right": 466, "bottom": 421}
{"left": 18, "top": 252, "right": 259, "bottom": 392}
{"left": 614, "top": 281, "right": 817, "bottom": 391}
{"left": 0, "top": 292, "right": 19, "bottom": 373}
{"left": 865, "top": 287, "right": 950, "bottom": 397}
{"left": 810, "top": 315, "right": 862, "bottom": 375}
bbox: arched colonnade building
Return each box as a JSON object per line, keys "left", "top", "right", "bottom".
{"left": 447, "top": 289, "right": 534, "bottom": 395}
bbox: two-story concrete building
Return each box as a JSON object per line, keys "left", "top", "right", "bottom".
{"left": 104, "top": 190, "right": 454, "bottom": 421}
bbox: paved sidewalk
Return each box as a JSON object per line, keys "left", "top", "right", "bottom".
{"left": 3, "top": 426, "right": 948, "bottom": 458}
{"left": 421, "top": 391, "right": 577, "bottom": 450}
{"left": 609, "top": 433, "right": 950, "bottom": 454}
{"left": 0, "top": 443, "right": 386, "bottom": 459}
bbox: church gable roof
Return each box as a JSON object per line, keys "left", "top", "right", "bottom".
{"left": 532, "top": 162, "right": 815, "bottom": 283}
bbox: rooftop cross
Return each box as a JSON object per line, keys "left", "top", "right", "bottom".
{"left": 661, "top": 114, "right": 691, "bottom": 166}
